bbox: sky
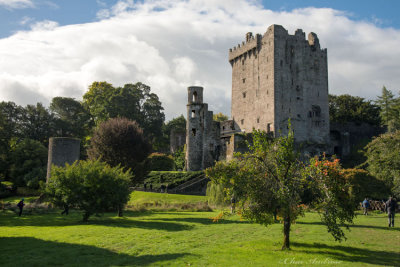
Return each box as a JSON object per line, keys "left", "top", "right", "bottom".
{"left": 0, "top": 0, "right": 399, "bottom": 120}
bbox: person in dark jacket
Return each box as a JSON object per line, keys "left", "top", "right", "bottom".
{"left": 61, "top": 204, "right": 69, "bottom": 215}
{"left": 385, "top": 197, "right": 397, "bottom": 227}
{"left": 17, "top": 198, "right": 25, "bottom": 216}
{"left": 362, "top": 198, "right": 370, "bottom": 215}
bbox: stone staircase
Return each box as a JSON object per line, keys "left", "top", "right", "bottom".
{"left": 169, "top": 173, "right": 209, "bottom": 195}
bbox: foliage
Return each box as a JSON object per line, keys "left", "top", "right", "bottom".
{"left": 213, "top": 112, "right": 229, "bottom": 122}
{"left": 50, "top": 97, "right": 92, "bottom": 138}
{"left": 83, "top": 82, "right": 165, "bottom": 144}
{"left": 375, "top": 86, "right": 400, "bottom": 132}
{"left": 342, "top": 168, "right": 390, "bottom": 203}
{"left": 144, "top": 171, "right": 204, "bottom": 190}
{"left": 329, "top": 94, "right": 380, "bottom": 126}
{"left": 364, "top": 130, "right": 400, "bottom": 198}
{"left": 173, "top": 147, "right": 185, "bottom": 171}
{"left": 88, "top": 117, "right": 151, "bottom": 184}
{"left": 158, "top": 115, "right": 186, "bottom": 151}
{"left": 9, "top": 139, "right": 47, "bottom": 189}
{"left": 147, "top": 153, "right": 174, "bottom": 171}
{"left": 206, "top": 182, "right": 229, "bottom": 206}
{"left": 19, "top": 103, "right": 57, "bottom": 145}
{"left": 206, "top": 127, "right": 355, "bottom": 249}
{"left": 46, "top": 160, "right": 131, "bottom": 221}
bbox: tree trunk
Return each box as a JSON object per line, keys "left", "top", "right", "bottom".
{"left": 282, "top": 215, "right": 291, "bottom": 250}
{"left": 83, "top": 212, "right": 90, "bottom": 222}
{"left": 117, "top": 205, "right": 123, "bottom": 217}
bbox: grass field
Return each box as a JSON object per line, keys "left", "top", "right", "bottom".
{"left": 0, "top": 193, "right": 399, "bottom": 266}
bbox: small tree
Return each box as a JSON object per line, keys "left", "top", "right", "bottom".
{"left": 46, "top": 160, "right": 131, "bottom": 221}
{"left": 206, "top": 128, "right": 355, "bottom": 250}
{"left": 88, "top": 117, "right": 151, "bottom": 184}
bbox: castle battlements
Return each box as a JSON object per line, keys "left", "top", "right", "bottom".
{"left": 228, "top": 32, "right": 261, "bottom": 62}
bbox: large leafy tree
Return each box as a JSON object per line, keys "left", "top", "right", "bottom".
{"left": 364, "top": 130, "right": 400, "bottom": 197}
{"left": 83, "top": 82, "right": 165, "bottom": 144}
{"left": 213, "top": 112, "right": 229, "bottom": 122}
{"left": 87, "top": 117, "right": 151, "bottom": 184}
{"left": 50, "top": 97, "right": 92, "bottom": 138}
{"left": 46, "top": 160, "right": 131, "bottom": 221}
{"left": 206, "top": 128, "right": 355, "bottom": 250}
{"left": 9, "top": 139, "right": 47, "bottom": 188}
{"left": 329, "top": 94, "right": 380, "bottom": 126}
{"left": 19, "top": 103, "right": 57, "bottom": 145}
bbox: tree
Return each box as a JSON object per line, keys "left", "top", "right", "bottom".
{"left": 87, "top": 118, "right": 151, "bottom": 184}
{"left": 213, "top": 112, "right": 229, "bottom": 122}
{"left": 19, "top": 103, "right": 57, "bottom": 145}
{"left": 50, "top": 97, "right": 92, "bottom": 138}
{"left": 364, "top": 131, "right": 400, "bottom": 198}
{"left": 9, "top": 139, "right": 47, "bottom": 188}
{"left": 329, "top": 94, "right": 380, "bottom": 126}
{"left": 83, "top": 82, "right": 165, "bottom": 144}
{"left": 46, "top": 160, "right": 131, "bottom": 221}
{"left": 375, "top": 86, "right": 400, "bottom": 132}
{"left": 206, "top": 127, "right": 354, "bottom": 250}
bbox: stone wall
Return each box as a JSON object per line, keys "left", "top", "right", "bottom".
{"left": 46, "top": 137, "right": 80, "bottom": 181}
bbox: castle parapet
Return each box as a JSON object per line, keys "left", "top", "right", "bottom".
{"left": 229, "top": 33, "right": 261, "bottom": 62}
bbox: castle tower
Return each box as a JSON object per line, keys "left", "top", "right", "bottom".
{"left": 185, "top": 86, "right": 220, "bottom": 171}
{"left": 228, "top": 25, "right": 330, "bottom": 145}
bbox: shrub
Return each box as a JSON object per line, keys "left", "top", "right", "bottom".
{"left": 88, "top": 117, "right": 151, "bottom": 184}
{"left": 46, "top": 160, "right": 132, "bottom": 221}
{"left": 147, "top": 153, "right": 174, "bottom": 171}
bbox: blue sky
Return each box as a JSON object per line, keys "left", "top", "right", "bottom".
{"left": 1, "top": 0, "right": 399, "bottom": 38}
{"left": 0, "top": 0, "right": 399, "bottom": 120}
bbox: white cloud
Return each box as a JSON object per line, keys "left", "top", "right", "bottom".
{"left": 0, "top": 0, "right": 399, "bottom": 121}
{"left": 0, "top": 0, "right": 34, "bottom": 9}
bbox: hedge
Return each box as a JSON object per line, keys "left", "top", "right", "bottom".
{"left": 144, "top": 171, "right": 204, "bottom": 190}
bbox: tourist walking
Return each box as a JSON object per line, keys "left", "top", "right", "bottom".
{"left": 17, "top": 198, "right": 25, "bottom": 216}
{"left": 362, "top": 198, "right": 370, "bottom": 215}
{"left": 385, "top": 197, "right": 397, "bottom": 227}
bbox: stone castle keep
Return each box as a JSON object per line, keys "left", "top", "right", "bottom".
{"left": 185, "top": 24, "right": 330, "bottom": 171}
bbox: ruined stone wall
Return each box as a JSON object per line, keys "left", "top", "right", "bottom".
{"left": 170, "top": 129, "right": 185, "bottom": 154}
{"left": 229, "top": 25, "right": 329, "bottom": 145}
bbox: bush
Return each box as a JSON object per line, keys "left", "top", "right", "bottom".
{"left": 46, "top": 160, "right": 132, "bottom": 221}
{"left": 88, "top": 118, "right": 151, "bottom": 184}
{"left": 147, "top": 153, "right": 174, "bottom": 171}
{"left": 343, "top": 168, "right": 390, "bottom": 203}
{"left": 144, "top": 171, "right": 204, "bottom": 190}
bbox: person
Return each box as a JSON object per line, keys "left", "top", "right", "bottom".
{"left": 61, "top": 204, "right": 69, "bottom": 215}
{"left": 17, "top": 198, "right": 25, "bottom": 217}
{"left": 385, "top": 197, "right": 397, "bottom": 227}
{"left": 150, "top": 183, "right": 153, "bottom": 192}
{"left": 231, "top": 194, "right": 236, "bottom": 214}
{"left": 362, "top": 198, "right": 370, "bottom": 215}
{"left": 144, "top": 183, "right": 147, "bottom": 191}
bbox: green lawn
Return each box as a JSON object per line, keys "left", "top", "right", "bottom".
{"left": 0, "top": 194, "right": 399, "bottom": 266}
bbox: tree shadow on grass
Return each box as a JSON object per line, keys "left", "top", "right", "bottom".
{"left": 152, "top": 217, "right": 251, "bottom": 225}
{"left": 0, "top": 212, "right": 193, "bottom": 232}
{"left": 0, "top": 237, "right": 190, "bottom": 266}
{"left": 296, "top": 221, "right": 399, "bottom": 231}
{"left": 292, "top": 242, "right": 400, "bottom": 266}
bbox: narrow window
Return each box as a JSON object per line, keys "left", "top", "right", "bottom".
{"left": 242, "top": 78, "right": 246, "bottom": 83}
{"left": 242, "top": 92, "right": 247, "bottom": 98}
{"left": 280, "top": 60, "right": 283, "bottom": 67}
{"left": 267, "top": 123, "right": 271, "bottom": 133}
{"left": 257, "top": 117, "right": 260, "bottom": 123}
{"left": 192, "top": 128, "right": 196, "bottom": 136}
{"left": 241, "top": 119, "right": 244, "bottom": 125}
{"left": 191, "top": 110, "right": 196, "bottom": 118}
{"left": 192, "top": 91, "right": 197, "bottom": 102}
